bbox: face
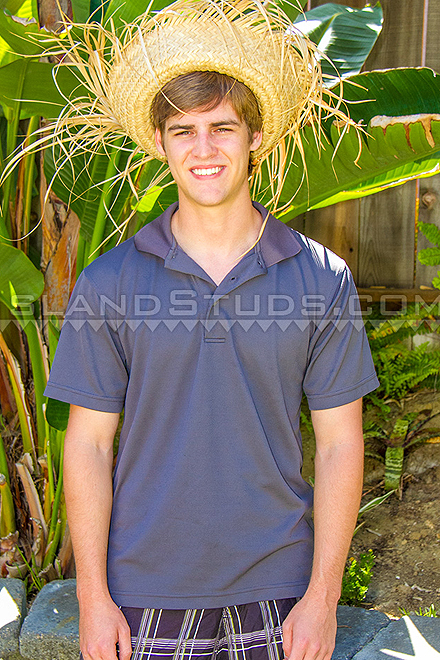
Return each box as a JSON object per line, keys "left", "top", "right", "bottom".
{"left": 154, "top": 99, "right": 262, "bottom": 210}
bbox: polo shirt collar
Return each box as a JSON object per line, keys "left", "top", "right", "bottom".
{"left": 133, "top": 200, "right": 302, "bottom": 267}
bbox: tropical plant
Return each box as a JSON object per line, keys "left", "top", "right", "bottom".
{"left": 293, "top": 3, "right": 383, "bottom": 78}
{"left": 364, "top": 409, "right": 440, "bottom": 491}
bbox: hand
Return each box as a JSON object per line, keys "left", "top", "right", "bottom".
{"left": 79, "top": 595, "right": 132, "bottom": 660}
{"left": 282, "top": 593, "right": 337, "bottom": 660}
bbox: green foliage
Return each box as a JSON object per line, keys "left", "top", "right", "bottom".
{"left": 354, "top": 491, "right": 393, "bottom": 534}
{"left": 44, "top": 140, "right": 136, "bottom": 249}
{"left": 45, "top": 399, "right": 70, "bottom": 432}
{"left": 275, "top": 68, "right": 440, "bottom": 221}
{"left": 418, "top": 222, "right": 440, "bottom": 289}
{"left": 293, "top": 2, "right": 383, "bottom": 77}
{"left": 0, "top": 61, "right": 84, "bottom": 120}
{"left": 364, "top": 409, "right": 440, "bottom": 491}
{"left": 0, "top": 243, "right": 44, "bottom": 310}
{"left": 384, "top": 445, "right": 404, "bottom": 491}
{"left": 399, "top": 604, "right": 439, "bottom": 617}
{"left": 340, "top": 550, "right": 375, "bottom": 606}
{"left": 365, "top": 307, "right": 440, "bottom": 406}
{"left": 418, "top": 221, "right": 440, "bottom": 246}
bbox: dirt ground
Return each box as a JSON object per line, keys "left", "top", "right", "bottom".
{"left": 301, "top": 389, "right": 440, "bottom": 618}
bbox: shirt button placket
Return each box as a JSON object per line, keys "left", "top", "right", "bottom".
{"left": 204, "top": 295, "right": 227, "bottom": 344}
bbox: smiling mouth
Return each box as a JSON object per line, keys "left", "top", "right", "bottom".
{"left": 191, "top": 166, "right": 224, "bottom": 176}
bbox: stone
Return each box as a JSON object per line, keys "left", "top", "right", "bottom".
{"left": 0, "top": 578, "right": 26, "bottom": 660}
{"left": 333, "top": 606, "right": 390, "bottom": 660}
{"left": 19, "top": 579, "right": 79, "bottom": 660}
{"left": 406, "top": 445, "right": 440, "bottom": 475}
{"left": 352, "top": 614, "right": 440, "bottom": 659}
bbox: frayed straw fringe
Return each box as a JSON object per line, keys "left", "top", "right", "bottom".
{"left": 1, "top": 0, "right": 361, "bottom": 248}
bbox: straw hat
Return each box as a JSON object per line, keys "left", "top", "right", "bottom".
{"left": 3, "top": 0, "right": 355, "bottom": 223}
{"left": 106, "top": 0, "right": 315, "bottom": 162}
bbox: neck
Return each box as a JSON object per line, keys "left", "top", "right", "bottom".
{"left": 171, "top": 195, "right": 262, "bottom": 263}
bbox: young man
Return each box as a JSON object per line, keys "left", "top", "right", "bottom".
{"left": 44, "top": 3, "right": 379, "bottom": 660}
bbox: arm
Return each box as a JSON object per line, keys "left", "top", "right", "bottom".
{"left": 64, "top": 404, "right": 132, "bottom": 660}
{"left": 282, "top": 398, "right": 364, "bottom": 660}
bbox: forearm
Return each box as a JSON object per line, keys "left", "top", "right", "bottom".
{"left": 64, "top": 429, "right": 114, "bottom": 603}
{"left": 64, "top": 409, "right": 132, "bottom": 660}
{"left": 307, "top": 439, "right": 364, "bottom": 604}
{"left": 282, "top": 400, "right": 364, "bottom": 660}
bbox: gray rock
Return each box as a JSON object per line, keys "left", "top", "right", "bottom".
{"left": 0, "top": 578, "right": 26, "bottom": 660}
{"left": 406, "top": 444, "right": 440, "bottom": 475}
{"left": 352, "top": 614, "right": 440, "bottom": 659}
{"left": 19, "top": 580, "right": 79, "bottom": 660}
{"left": 333, "top": 606, "right": 390, "bottom": 659}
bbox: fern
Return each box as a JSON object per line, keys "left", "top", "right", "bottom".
{"left": 418, "top": 221, "right": 440, "bottom": 289}
{"left": 366, "top": 303, "right": 440, "bottom": 402}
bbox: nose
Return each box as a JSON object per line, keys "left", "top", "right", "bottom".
{"left": 191, "top": 131, "right": 217, "bottom": 159}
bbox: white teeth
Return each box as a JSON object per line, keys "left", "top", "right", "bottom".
{"left": 192, "top": 167, "right": 222, "bottom": 176}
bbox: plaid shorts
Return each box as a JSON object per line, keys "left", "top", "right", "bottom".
{"left": 80, "top": 598, "right": 298, "bottom": 660}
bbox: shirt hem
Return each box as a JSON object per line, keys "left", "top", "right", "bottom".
{"left": 110, "top": 583, "right": 309, "bottom": 609}
{"left": 44, "top": 383, "right": 124, "bottom": 413}
{"left": 306, "top": 373, "right": 379, "bottom": 410}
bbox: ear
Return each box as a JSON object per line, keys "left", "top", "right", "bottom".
{"left": 155, "top": 128, "right": 167, "bottom": 158}
{"left": 250, "top": 130, "right": 263, "bottom": 152}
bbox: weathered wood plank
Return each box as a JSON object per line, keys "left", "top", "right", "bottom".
{"left": 358, "top": 184, "right": 417, "bottom": 288}
{"left": 287, "top": 213, "right": 305, "bottom": 234}
{"left": 300, "top": 0, "right": 440, "bottom": 289}
{"left": 357, "top": 288, "right": 440, "bottom": 303}
{"left": 364, "top": 0, "right": 424, "bottom": 70}
{"left": 416, "top": 178, "right": 440, "bottom": 288}
{"left": 356, "top": 0, "right": 427, "bottom": 288}
{"left": 415, "top": 0, "right": 440, "bottom": 288}
{"left": 426, "top": 0, "right": 440, "bottom": 68}
{"left": 298, "top": 1, "right": 367, "bottom": 274}
{"left": 303, "top": 200, "right": 359, "bottom": 277}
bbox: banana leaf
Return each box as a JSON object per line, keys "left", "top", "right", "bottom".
{"left": 0, "top": 60, "right": 86, "bottom": 119}
{"left": 0, "top": 10, "right": 44, "bottom": 57}
{"left": 275, "top": 0, "right": 307, "bottom": 24}
{"left": 0, "top": 243, "right": 44, "bottom": 310}
{"left": 102, "top": 0, "right": 178, "bottom": 32}
{"left": 43, "top": 142, "right": 138, "bottom": 244}
{"left": 293, "top": 2, "right": 383, "bottom": 77}
{"left": 0, "top": 0, "right": 39, "bottom": 68}
{"left": 102, "top": 0, "right": 306, "bottom": 33}
{"left": 262, "top": 68, "right": 440, "bottom": 220}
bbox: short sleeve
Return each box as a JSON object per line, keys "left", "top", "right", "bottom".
{"left": 303, "top": 266, "right": 379, "bottom": 410}
{"left": 44, "top": 271, "right": 128, "bottom": 412}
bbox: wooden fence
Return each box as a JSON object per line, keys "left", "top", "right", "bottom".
{"left": 289, "top": 0, "right": 440, "bottom": 297}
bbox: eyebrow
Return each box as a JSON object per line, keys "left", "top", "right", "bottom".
{"left": 167, "top": 119, "right": 241, "bottom": 132}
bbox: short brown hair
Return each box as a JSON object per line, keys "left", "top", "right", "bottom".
{"left": 151, "top": 71, "right": 262, "bottom": 174}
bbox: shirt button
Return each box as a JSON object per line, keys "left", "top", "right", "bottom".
{"left": 231, "top": 276, "right": 236, "bottom": 281}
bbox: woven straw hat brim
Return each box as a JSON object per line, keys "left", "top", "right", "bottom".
{"left": 1, "top": 0, "right": 358, "bottom": 239}
{"left": 107, "top": 1, "right": 312, "bottom": 162}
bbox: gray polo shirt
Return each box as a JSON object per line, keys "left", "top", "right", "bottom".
{"left": 45, "top": 202, "right": 379, "bottom": 609}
